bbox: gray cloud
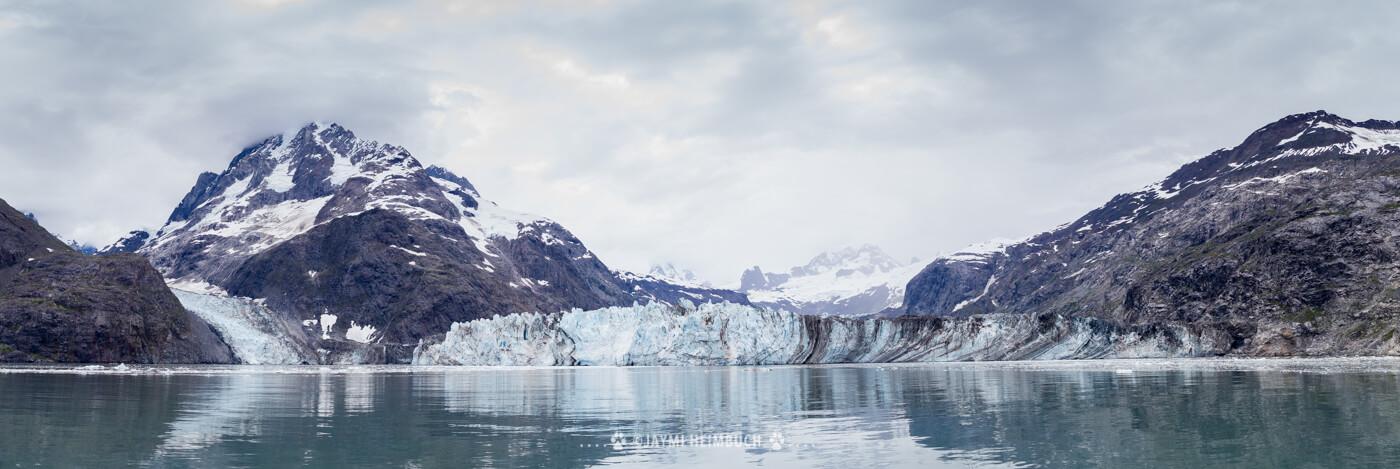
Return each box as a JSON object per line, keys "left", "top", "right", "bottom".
{"left": 3, "top": 0, "right": 1399, "bottom": 284}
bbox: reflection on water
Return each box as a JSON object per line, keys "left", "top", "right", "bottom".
{"left": 2, "top": 361, "right": 1400, "bottom": 468}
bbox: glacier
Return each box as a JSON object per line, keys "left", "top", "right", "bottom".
{"left": 173, "top": 290, "right": 320, "bottom": 365}
{"left": 173, "top": 286, "right": 1229, "bottom": 367}
{"left": 413, "top": 302, "right": 1231, "bottom": 366}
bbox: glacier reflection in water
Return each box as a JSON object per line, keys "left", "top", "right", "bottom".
{"left": 2, "top": 360, "right": 1400, "bottom": 467}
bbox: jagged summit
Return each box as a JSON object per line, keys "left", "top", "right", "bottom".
{"left": 125, "top": 122, "right": 551, "bottom": 284}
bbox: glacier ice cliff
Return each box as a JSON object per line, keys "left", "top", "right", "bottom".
{"left": 413, "top": 302, "right": 1234, "bottom": 366}
{"left": 174, "top": 288, "right": 1234, "bottom": 366}
{"left": 173, "top": 290, "right": 320, "bottom": 365}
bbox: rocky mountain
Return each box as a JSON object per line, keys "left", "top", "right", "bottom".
{"left": 115, "top": 122, "right": 740, "bottom": 362}
{"left": 903, "top": 110, "right": 1400, "bottom": 356}
{"left": 0, "top": 197, "right": 233, "bottom": 363}
{"left": 740, "top": 244, "right": 925, "bottom": 316}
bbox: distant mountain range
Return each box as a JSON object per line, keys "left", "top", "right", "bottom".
{"left": 738, "top": 244, "right": 925, "bottom": 316}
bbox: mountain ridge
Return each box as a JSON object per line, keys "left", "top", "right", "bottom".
{"left": 902, "top": 110, "right": 1400, "bottom": 356}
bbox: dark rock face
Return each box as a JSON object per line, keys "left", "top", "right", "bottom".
{"left": 0, "top": 198, "right": 234, "bottom": 363}
{"left": 0, "top": 205, "right": 69, "bottom": 269}
{"left": 222, "top": 209, "right": 634, "bottom": 345}
{"left": 901, "top": 251, "right": 1000, "bottom": 318}
{"left": 739, "top": 266, "right": 768, "bottom": 291}
{"left": 167, "top": 171, "right": 220, "bottom": 224}
{"left": 738, "top": 268, "right": 790, "bottom": 291}
{"left": 903, "top": 111, "right": 1400, "bottom": 356}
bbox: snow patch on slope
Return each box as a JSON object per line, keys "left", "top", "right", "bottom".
{"left": 1223, "top": 167, "right": 1328, "bottom": 190}
{"left": 201, "top": 196, "right": 333, "bottom": 252}
{"left": 431, "top": 175, "right": 552, "bottom": 255}
{"left": 1316, "top": 121, "right": 1400, "bottom": 155}
{"left": 945, "top": 239, "right": 1015, "bottom": 263}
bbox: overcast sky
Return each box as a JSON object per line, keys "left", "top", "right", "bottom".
{"left": 3, "top": 0, "right": 1399, "bottom": 285}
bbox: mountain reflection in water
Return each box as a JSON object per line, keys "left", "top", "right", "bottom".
{"left": 1, "top": 360, "right": 1399, "bottom": 468}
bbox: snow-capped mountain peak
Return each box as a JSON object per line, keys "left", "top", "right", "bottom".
{"left": 791, "top": 244, "right": 903, "bottom": 277}
{"left": 740, "top": 245, "right": 925, "bottom": 316}
{"left": 131, "top": 122, "right": 553, "bottom": 283}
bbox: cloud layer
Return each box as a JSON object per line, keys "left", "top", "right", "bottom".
{"left": 4, "top": 0, "right": 1400, "bottom": 284}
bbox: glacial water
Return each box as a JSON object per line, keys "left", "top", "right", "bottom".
{"left": 2, "top": 359, "right": 1400, "bottom": 468}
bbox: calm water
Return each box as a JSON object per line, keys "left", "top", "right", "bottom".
{"left": 2, "top": 359, "right": 1400, "bottom": 468}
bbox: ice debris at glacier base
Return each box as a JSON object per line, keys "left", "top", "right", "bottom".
{"left": 413, "top": 302, "right": 1229, "bottom": 366}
